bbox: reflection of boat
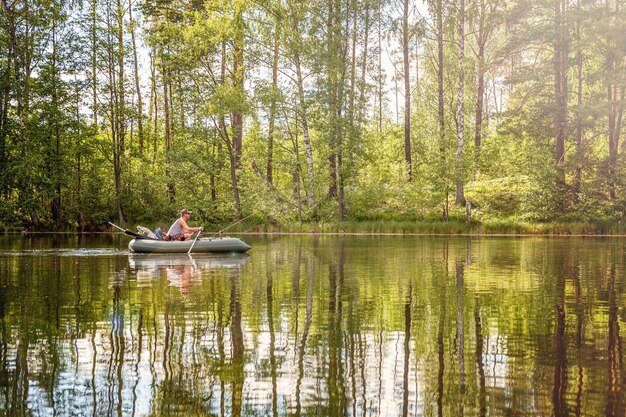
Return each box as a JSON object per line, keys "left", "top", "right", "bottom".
{"left": 129, "top": 254, "right": 249, "bottom": 292}
{"left": 128, "top": 237, "right": 251, "bottom": 253}
{"left": 128, "top": 253, "right": 250, "bottom": 270}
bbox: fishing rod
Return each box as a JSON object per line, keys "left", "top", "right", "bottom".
{"left": 209, "top": 214, "right": 254, "bottom": 238}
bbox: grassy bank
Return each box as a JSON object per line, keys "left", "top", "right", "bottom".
{"left": 220, "top": 219, "right": 626, "bottom": 236}
{"left": 5, "top": 217, "right": 625, "bottom": 236}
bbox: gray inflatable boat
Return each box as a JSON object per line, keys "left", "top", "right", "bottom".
{"left": 128, "top": 237, "right": 251, "bottom": 253}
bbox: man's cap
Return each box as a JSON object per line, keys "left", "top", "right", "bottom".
{"left": 180, "top": 208, "right": 192, "bottom": 215}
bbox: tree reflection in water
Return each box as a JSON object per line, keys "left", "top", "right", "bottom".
{"left": 0, "top": 236, "right": 625, "bottom": 416}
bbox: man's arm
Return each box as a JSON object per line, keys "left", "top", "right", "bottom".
{"left": 180, "top": 218, "right": 202, "bottom": 233}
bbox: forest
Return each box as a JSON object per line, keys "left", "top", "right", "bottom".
{"left": 0, "top": 0, "right": 625, "bottom": 232}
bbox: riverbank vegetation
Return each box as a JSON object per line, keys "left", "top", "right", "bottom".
{"left": 0, "top": 0, "right": 625, "bottom": 233}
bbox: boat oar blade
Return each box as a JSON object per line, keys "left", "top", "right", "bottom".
{"left": 124, "top": 230, "right": 145, "bottom": 239}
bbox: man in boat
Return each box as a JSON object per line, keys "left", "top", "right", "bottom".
{"left": 166, "top": 209, "right": 203, "bottom": 241}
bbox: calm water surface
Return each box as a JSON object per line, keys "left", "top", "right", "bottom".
{"left": 0, "top": 235, "right": 625, "bottom": 416}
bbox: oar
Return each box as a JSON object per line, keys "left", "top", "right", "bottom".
{"left": 187, "top": 230, "right": 202, "bottom": 254}
{"left": 108, "top": 221, "right": 126, "bottom": 232}
{"left": 108, "top": 221, "right": 154, "bottom": 240}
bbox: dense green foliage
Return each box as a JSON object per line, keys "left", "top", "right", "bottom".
{"left": 0, "top": 0, "right": 625, "bottom": 232}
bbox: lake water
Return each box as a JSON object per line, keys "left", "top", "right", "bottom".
{"left": 0, "top": 235, "right": 624, "bottom": 416}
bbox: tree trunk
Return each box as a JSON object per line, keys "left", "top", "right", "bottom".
{"left": 358, "top": 0, "right": 370, "bottom": 124}
{"left": 326, "top": 0, "right": 337, "bottom": 199}
{"left": 150, "top": 52, "right": 158, "bottom": 164}
{"left": 91, "top": 0, "right": 98, "bottom": 126}
{"left": 115, "top": 0, "right": 126, "bottom": 223}
{"left": 437, "top": 0, "right": 448, "bottom": 220}
{"left": 350, "top": 0, "right": 357, "bottom": 124}
{"left": 128, "top": 0, "right": 144, "bottom": 152}
{"left": 455, "top": 0, "right": 466, "bottom": 205}
{"left": 437, "top": 0, "right": 445, "bottom": 154}
{"left": 0, "top": 46, "right": 8, "bottom": 195}
{"left": 211, "top": 131, "right": 217, "bottom": 201}
{"left": 573, "top": 0, "right": 583, "bottom": 196}
{"left": 554, "top": 0, "right": 567, "bottom": 170}
{"left": 291, "top": 113, "right": 303, "bottom": 222}
{"left": 163, "top": 71, "right": 174, "bottom": 202}
{"left": 606, "top": 0, "right": 622, "bottom": 199}
{"left": 220, "top": 41, "right": 242, "bottom": 220}
{"left": 232, "top": 7, "right": 244, "bottom": 168}
{"left": 378, "top": 0, "right": 383, "bottom": 133}
{"left": 226, "top": 137, "right": 242, "bottom": 220}
{"left": 294, "top": 168, "right": 302, "bottom": 222}
{"left": 294, "top": 55, "right": 315, "bottom": 206}
{"left": 327, "top": 0, "right": 338, "bottom": 200}
{"left": 474, "top": 0, "right": 486, "bottom": 152}
{"left": 51, "top": 19, "right": 62, "bottom": 229}
{"left": 402, "top": 0, "right": 412, "bottom": 181}
{"left": 268, "top": 15, "right": 280, "bottom": 185}
{"left": 75, "top": 84, "right": 86, "bottom": 231}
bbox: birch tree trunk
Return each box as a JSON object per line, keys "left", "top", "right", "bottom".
{"left": 474, "top": 0, "right": 486, "bottom": 153}
{"left": 455, "top": 0, "right": 466, "bottom": 205}
{"left": 437, "top": 0, "right": 447, "bottom": 221}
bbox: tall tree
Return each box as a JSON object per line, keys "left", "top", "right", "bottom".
{"left": 91, "top": 0, "right": 98, "bottom": 126}
{"left": 327, "top": 0, "right": 338, "bottom": 200}
{"left": 105, "top": 0, "right": 127, "bottom": 223}
{"left": 49, "top": 5, "right": 63, "bottom": 228}
{"left": 128, "top": 0, "right": 144, "bottom": 152}
{"left": 402, "top": 0, "right": 412, "bottom": 181}
{"left": 357, "top": 0, "right": 371, "bottom": 125}
{"left": 605, "top": 0, "right": 625, "bottom": 199}
{"left": 572, "top": 0, "right": 584, "bottom": 195}
{"left": 554, "top": 0, "right": 568, "bottom": 172}
{"left": 285, "top": 0, "right": 315, "bottom": 206}
{"left": 267, "top": 8, "right": 280, "bottom": 186}
{"left": 455, "top": 0, "right": 466, "bottom": 205}
{"left": 163, "top": 69, "right": 174, "bottom": 201}
{"left": 232, "top": 2, "right": 244, "bottom": 169}
{"left": 436, "top": 0, "right": 448, "bottom": 220}
{"left": 474, "top": 0, "right": 486, "bottom": 153}
{"left": 326, "top": 0, "right": 348, "bottom": 221}
{"left": 471, "top": 0, "right": 501, "bottom": 156}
